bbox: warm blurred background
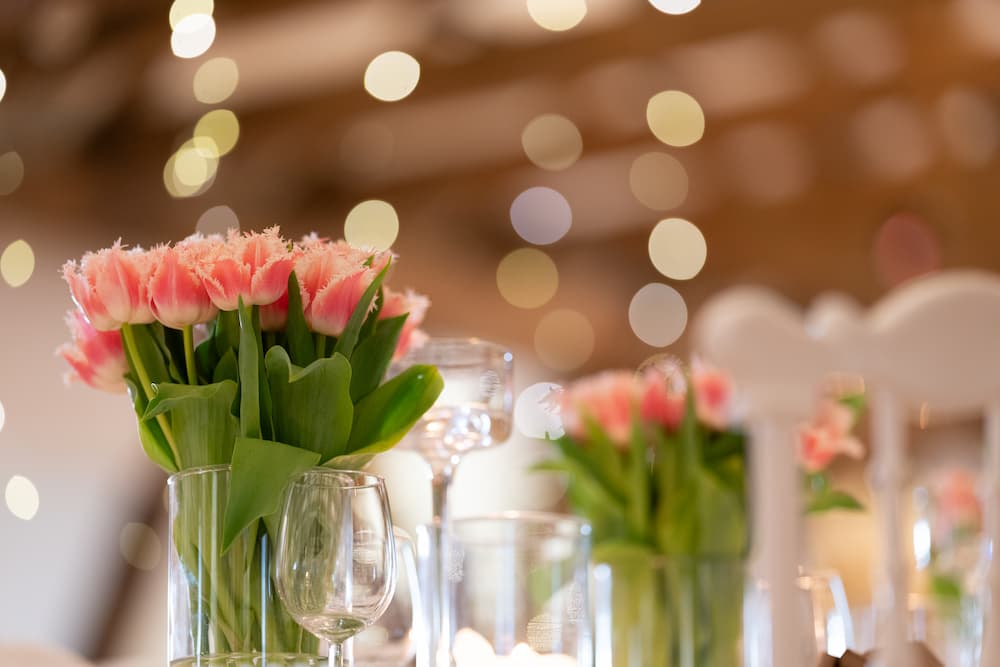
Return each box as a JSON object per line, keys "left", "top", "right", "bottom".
{"left": 2, "top": 0, "right": 1000, "bottom": 663}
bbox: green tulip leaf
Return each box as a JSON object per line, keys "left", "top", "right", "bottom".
{"left": 125, "top": 376, "right": 177, "bottom": 472}
{"left": 265, "top": 346, "right": 353, "bottom": 462}
{"left": 284, "top": 272, "right": 315, "bottom": 367}
{"left": 333, "top": 262, "right": 390, "bottom": 361}
{"left": 349, "top": 314, "right": 406, "bottom": 402}
{"left": 806, "top": 489, "right": 865, "bottom": 514}
{"left": 238, "top": 299, "right": 261, "bottom": 440}
{"left": 143, "top": 380, "right": 239, "bottom": 469}
{"left": 222, "top": 436, "right": 320, "bottom": 552}
{"left": 347, "top": 363, "right": 443, "bottom": 455}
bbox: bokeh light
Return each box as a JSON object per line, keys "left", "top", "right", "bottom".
{"left": 647, "top": 91, "right": 705, "bottom": 147}
{"left": 873, "top": 212, "right": 942, "bottom": 287}
{"left": 194, "top": 109, "right": 239, "bottom": 156}
{"left": 938, "top": 88, "right": 999, "bottom": 168}
{"left": 164, "top": 140, "right": 218, "bottom": 198}
{"left": 629, "top": 152, "right": 688, "bottom": 210}
{"left": 0, "top": 68, "right": 6, "bottom": 103}
{"left": 851, "top": 97, "right": 932, "bottom": 181}
{"left": 0, "top": 399, "right": 5, "bottom": 433}
{"left": 496, "top": 248, "right": 559, "bottom": 309}
{"left": 344, "top": 200, "right": 399, "bottom": 251}
{"left": 193, "top": 57, "right": 239, "bottom": 104}
{"left": 521, "top": 114, "right": 583, "bottom": 171}
{"left": 648, "top": 218, "right": 706, "bottom": 280}
{"left": 119, "top": 523, "right": 162, "bottom": 571}
{"left": 720, "top": 123, "right": 812, "bottom": 203}
{"left": 510, "top": 187, "right": 572, "bottom": 245}
{"left": 526, "top": 0, "right": 588, "bottom": 31}
{"left": 648, "top": 0, "right": 701, "bottom": 15}
{"left": 171, "top": 13, "right": 216, "bottom": 59}
{"left": 629, "top": 283, "right": 688, "bottom": 347}
{"left": 5, "top": 475, "right": 39, "bottom": 521}
{"left": 0, "top": 151, "right": 25, "bottom": 196}
{"left": 1, "top": 240, "right": 35, "bottom": 287}
{"left": 514, "top": 382, "right": 565, "bottom": 440}
{"left": 169, "top": 0, "right": 213, "bottom": 28}
{"left": 534, "top": 308, "right": 595, "bottom": 371}
{"left": 364, "top": 51, "right": 420, "bottom": 102}
{"left": 196, "top": 205, "right": 239, "bottom": 236}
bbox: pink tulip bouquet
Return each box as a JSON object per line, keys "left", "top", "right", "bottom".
{"left": 540, "top": 361, "right": 866, "bottom": 667}
{"left": 542, "top": 361, "right": 746, "bottom": 666}
{"left": 58, "top": 227, "right": 442, "bottom": 657}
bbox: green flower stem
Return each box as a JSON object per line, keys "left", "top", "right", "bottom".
{"left": 182, "top": 325, "right": 199, "bottom": 385}
{"left": 315, "top": 333, "right": 327, "bottom": 359}
{"left": 121, "top": 323, "right": 182, "bottom": 468}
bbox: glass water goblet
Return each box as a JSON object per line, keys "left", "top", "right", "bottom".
{"left": 390, "top": 338, "right": 514, "bottom": 666}
{"left": 354, "top": 527, "right": 423, "bottom": 667}
{"left": 447, "top": 512, "right": 593, "bottom": 666}
{"left": 276, "top": 470, "right": 398, "bottom": 667}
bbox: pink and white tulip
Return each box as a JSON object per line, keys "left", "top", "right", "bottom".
{"left": 935, "top": 469, "right": 982, "bottom": 537}
{"left": 798, "top": 399, "right": 865, "bottom": 472}
{"left": 639, "top": 369, "right": 685, "bottom": 431}
{"left": 296, "top": 241, "right": 391, "bottom": 337}
{"left": 200, "top": 227, "right": 297, "bottom": 310}
{"left": 57, "top": 309, "right": 129, "bottom": 393}
{"left": 560, "top": 371, "right": 639, "bottom": 446}
{"left": 62, "top": 241, "right": 157, "bottom": 331}
{"left": 691, "top": 359, "right": 734, "bottom": 431}
{"left": 148, "top": 239, "right": 218, "bottom": 329}
{"left": 381, "top": 287, "right": 430, "bottom": 359}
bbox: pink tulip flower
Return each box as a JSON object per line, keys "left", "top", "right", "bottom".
{"left": 381, "top": 287, "right": 430, "bottom": 359}
{"left": 639, "top": 369, "right": 685, "bottom": 431}
{"left": 57, "top": 309, "right": 129, "bottom": 393}
{"left": 296, "top": 241, "right": 392, "bottom": 337}
{"left": 798, "top": 399, "right": 865, "bottom": 472}
{"left": 935, "top": 470, "right": 982, "bottom": 537}
{"left": 560, "top": 371, "right": 639, "bottom": 446}
{"left": 200, "top": 227, "right": 297, "bottom": 310}
{"left": 62, "top": 241, "right": 158, "bottom": 331}
{"left": 691, "top": 360, "right": 735, "bottom": 431}
{"left": 148, "top": 241, "right": 218, "bottom": 329}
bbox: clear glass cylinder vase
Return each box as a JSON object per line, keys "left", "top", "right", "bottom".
{"left": 167, "top": 465, "right": 327, "bottom": 666}
{"left": 593, "top": 554, "right": 746, "bottom": 667}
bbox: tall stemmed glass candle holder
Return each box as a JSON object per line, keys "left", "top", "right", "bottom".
{"left": 391, "top": 338, "right": 514, "bottom": 667}
{"left": 275, "top": 470, "right": 398, "bottom": 667}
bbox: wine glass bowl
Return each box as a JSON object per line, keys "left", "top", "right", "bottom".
{"left": 276, "top": 469, "right": 398, "bottom": 666}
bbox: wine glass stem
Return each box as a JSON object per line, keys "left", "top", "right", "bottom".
{"left": 430, "top": 464, "right": 456, "bottom": 667}
{"left": 329, "top": 640, "right": 352, "bottom": 667}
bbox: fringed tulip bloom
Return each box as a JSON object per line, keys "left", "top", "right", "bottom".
{"left": 62, "top": 241, "right": 157, "bottom": 331}
{"left": 296, "top": 241, "right": 392, "bottom": 337}
{"left": 57, "top": 309, "right": 129, "bottom": 393}
{"left": 798, "top": 399, "right": 865, "bottom": 472}
{"left": 200, "top": 227, "right": 297, "bottom": 310}
{"left": 560, "top": 371, "right": 639, "bottom": 446}
{"left": 381, "top": 288, "right": 430, "bottom": 359}
{"left": 148, "top": 240, "right": 218, "bottom": 329}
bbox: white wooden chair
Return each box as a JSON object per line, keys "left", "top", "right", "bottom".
{"left": 693, "top": 270, "right": 1000, "bottom": 667}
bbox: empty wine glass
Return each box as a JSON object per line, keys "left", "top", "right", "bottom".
{"left": 354, "top": 527, "right": 423, "bottom": 667}
{"left": 276, "top": 469, "right": 398, "bottom": 667}
{"left": 390, "top": 338, "right": 514, "bottom": 666}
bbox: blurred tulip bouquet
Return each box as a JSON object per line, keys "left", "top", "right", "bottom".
{"left": 58, "top": 227, "right": 443, "bottom": 657}
{"left": 541, "top": 362, "right": 865, "bottom": 666}
{"left": 541, "top": 361, "right": 747, "bottom": 667}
